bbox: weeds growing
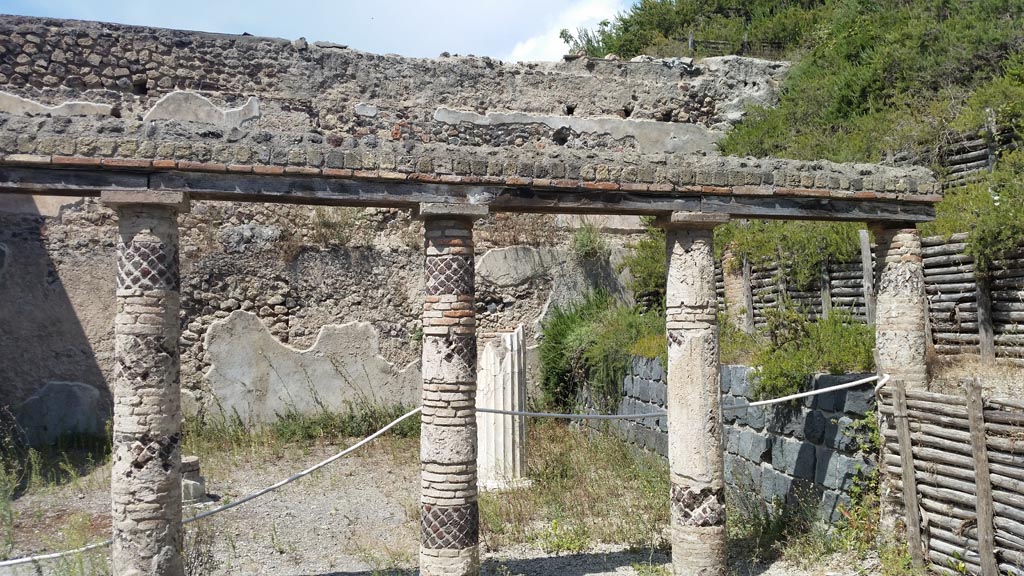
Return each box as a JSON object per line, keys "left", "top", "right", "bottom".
{"left": 479, "top": 420, "right": 668, "bottom": 553}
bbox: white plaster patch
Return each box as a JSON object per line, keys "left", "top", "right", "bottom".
{"left": 0, "top": 90, "right": 112, "bottom": 117}
{"left": 434, "top": 106, "right": 719, "bottom": 155}
{"left": 203, "top": 311, "right": 420, "bottom": 424}
{"left": 143, "top": 91, "right": 260, "bottom": 129}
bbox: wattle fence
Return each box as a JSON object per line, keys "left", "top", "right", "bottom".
{"left": 728, "top": 232, "right": 1024, "bottom": 362}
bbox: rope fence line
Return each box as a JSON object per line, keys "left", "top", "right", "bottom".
{"left": 0, "top": 406, "right": 423, "bottom": 568}
{"left": 2, "top": 373, "right": 891, "bottom": 567}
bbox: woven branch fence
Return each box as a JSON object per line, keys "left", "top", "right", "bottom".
{"left": 877, "top": 380, "right": 1024, "bottom": 575}
{"left": 730, "top": 231, "right": 1024, "bottom": 362}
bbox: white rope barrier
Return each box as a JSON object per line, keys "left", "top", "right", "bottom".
{"left": 722, "top": 373, "right": 888, "bottom": 410}
{"left": 476, "top": 408, "right": 666, "bottom": 419}
{"left": 1, "top": 374, "right": 892, "bottom": 567}
{"left": 0, "top": 406, "right": 423, "bottom": 568}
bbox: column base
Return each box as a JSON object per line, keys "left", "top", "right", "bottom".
{"left": 672, "top": 525, "right": 726, "bottom": 576}
{"left": 420, "top": 546, "right": 479, "bottom": 576}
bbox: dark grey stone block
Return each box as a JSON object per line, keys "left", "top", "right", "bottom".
{"left": 651, "top": 382, "right": 667, "bottom": 406}
{"left": 817, "top": 449, "right": 869, "bottom": 491}
{"left": 843, "top": 385, "right": 875, "bottom": 416}
{"left": 724, "top": 453, "right": 741, "bottom": 484}
{"left": 766, "top": 404, "right": 803, "bottom": 437}
{"left": 730, "top": 366, "right": 754, "bottom": 399}
{"left": 720, "top": 365, "right": 733, "bottom": 394}
{"left": 623, "top": 375, "right": 635, "bottom": 396}
{"left": 725, "top": 425, "right": 742, "bottom": 454}
{"left": 761, "top": 466, "right": 793, "bottom": 503}
{"left": 651, "top": 358, "right": 664, "bottom": 381}
{"left": 823, "top": 415, "right": 858, "bottom": 452}
{"left": 721, "top": 394, "right": 741, "bottom": 424}
{"left": 804, "top": 410, "right": 827, "bottom": 445}
{"left": 772, "top": 436, "right": 816, "bottom": 480}
{"left": 820, "top": 489, "right": 852, "bottom": 524}
{"left": 739, "top": 429, "right": 771, "bottom": 462}
{"left": 657, "top": 415, "right": 668, "bottom": 433}
{"left": 653, "top": 429, "right": 668, "bottom": 457}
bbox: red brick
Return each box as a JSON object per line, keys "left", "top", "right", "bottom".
{"left": 505, "top": 177, "right": 532, "bottom": 187}
{"left": 5, "top": 154, "right": 50, "bottom": 165}
{"left": 227, "top": 164, "right": 254, "bottom": 173}
{"left": 322, "top": 168, "right": 354, "bottom": 178}
{"left": 582, "top": 181, "right": 620, "bottom": 191}
{"left": 438, "top": 174, "right": 464, "bottom": 184}
{"left": 647, "top": 183, "right": 674, "bottom": 193}
{"left": 52, "top": 155, "right": 100, "bottom": 167}
{"left": 101, "top": 158, "right": 152, "bottom": 169}
{"left": 353, "top": 169, "right": 380, "bottom": 179}
{"left": 619, "top": 182, "right": 650, "bottom": 192}
{"left": 253, "top": 165, "right": 286, "bottom": 175}
{"left": 178, "top": 161, "right": 226, "bottom": 172}
{"left": 284, "top": 166, "right": 321, "bottom": 176}
{"left": 378, "top": 170, "right": 408, "bottom": 181}
{"left": 152, "top": 159, "right": 177, "bottom": 169}
{"left": 701, "top": 186, "right": 732, "bottom": 195}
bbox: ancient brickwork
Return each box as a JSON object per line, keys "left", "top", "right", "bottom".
{"left": 0, "top": 16, "right": 939, "bottom": 202}
{"left": 662, "top": 218, "right": 727, "bottom": 576}
{"left": 109, "top": 201, "right": 185, "bottom": 576}
{"left": 419, "top": 206, "right": 483, "bottom": 576}
{"left": 872, "top": 226, "right": 927, "bottom": 390}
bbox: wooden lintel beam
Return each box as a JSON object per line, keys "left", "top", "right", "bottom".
{"left": 0, "top": 166, "right": 936, "bottom": 223}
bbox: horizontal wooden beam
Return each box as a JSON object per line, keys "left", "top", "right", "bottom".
{"left": 0, "top": 166, "right": 935, "bottom": 223}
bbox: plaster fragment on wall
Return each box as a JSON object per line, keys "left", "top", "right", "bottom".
{"left": 0, "top": 91, "right": 113, "bottom": 117}
{"left": 143, "top": 91, "right": 260, "bottom": 129}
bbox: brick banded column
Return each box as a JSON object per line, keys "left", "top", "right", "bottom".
{"left": 870, "top": 225, "right": 927, "bottom": 534}
{"left": 103, "top": 191, "right": 190, "bottom": 576}
{"left": 659, "top": 212, "right": 729, "bottom": 576}
{"left": 418, "top": 203, "right": 487, "bottom": 576}
{"left": 870, "top": 225, "right": 927, "bottom": 390}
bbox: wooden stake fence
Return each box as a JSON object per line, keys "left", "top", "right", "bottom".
{"left": 879, "top": 382, "right": 1024, "bottom": 575}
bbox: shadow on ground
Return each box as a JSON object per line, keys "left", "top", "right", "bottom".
{"left": 306, "top": 548, "right": 671, "bottom": 576}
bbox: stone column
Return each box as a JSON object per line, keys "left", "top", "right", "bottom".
{"left": 103, "top": 190, "right": 190, "bottom": 576}
{"left": 870, "top": 225, "right": 927, "bottom": 390}
{"left": 870, "top": 225, "right": 928, "bottom": 534}
{"left": 476, "top": 325, "right": 527, "bottom": 491}
{"left": 659, "top": 212, "right": 729, "bottom": 576}
{"left": 419, "top": 203, "right": 487, "bottom": 576}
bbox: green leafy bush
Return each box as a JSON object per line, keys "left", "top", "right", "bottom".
{"left": 753, "top": 306, "right": 875, "bottom": 400}
{"left": 618, "top": 218, "right": 667, "bottom": 309}
{"left": 538, "top": 291, "right": 663, "bottom": 411}
{"left": 570, "top": 222, "right": 609, "bottom": 261}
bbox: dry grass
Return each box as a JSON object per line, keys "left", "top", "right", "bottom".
{"left": 479, "top": 420, "right": 669, "bottom": 553}
{"left": 929, "top": 354, "right": 1024, "bottom": 398}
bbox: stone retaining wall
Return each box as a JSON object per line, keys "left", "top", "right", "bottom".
{"left": 610, "top": 359, "right": 876, "bottom": 522}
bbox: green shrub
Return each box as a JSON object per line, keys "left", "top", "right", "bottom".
{"left": 538, "top": 291, "right": 664, "bottom": 411}
{"left": 753, "top": 307, "right": 875, "bottom": 400}
{"left": 538, "top": 291, "right": 614, "bottom": 409}
{"left": 618, "top": 218, "right": 667, "bottom": 309}
{"left": 719, "top": 313, "right": 761, "bottom": 366}
{"left": 570, "top": 222, "right": 609, "bottom": 261}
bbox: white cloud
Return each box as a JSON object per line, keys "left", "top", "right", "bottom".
{"left": 505, "top": 0, "right": 628, "bottom": 62}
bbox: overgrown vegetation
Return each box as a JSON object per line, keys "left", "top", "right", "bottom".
{"left": 183, "top": 404, "right": 420, "bottom": 458}
{"left": 753, "top": 304, "right": 875, "bottom": 400}
{"left": 716, "top": 220, "right": 861, "bottom": 291}
{"left": 565, "top": 0, "right": 1024, "bottom": 291}
{"left": 570, "top": 221, "right": 610, "bottom": 261}
{"left": 478, "top": 420, "right": 669, "bottom": 552}
{"left": 538, "top": 291, "right": 663, "bottom": 411}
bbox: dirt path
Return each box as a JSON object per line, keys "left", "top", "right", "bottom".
{"left": 6, "top": 438, "right": 874, "bottom": 576}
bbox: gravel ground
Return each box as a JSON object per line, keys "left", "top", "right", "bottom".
{"left": 6, "top": 438, "right": 877, "bottom": 576}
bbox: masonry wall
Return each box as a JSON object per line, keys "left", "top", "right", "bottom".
{"left": 609, "top": 359, "right": 876, "bottom": 523}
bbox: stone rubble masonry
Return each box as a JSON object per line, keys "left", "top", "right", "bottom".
{"left": 0, "top": 15, "right": 939, "bottom": 199}
{"left": 419, "top": 204, "right": 484, "bottom": 576}
{"left": 662, "top": 214, "right": 727, "bottom": 576}
{"left": 607, "top": 363, "right": 877, "bottom": 524}
{"left": 105, "top": 192, "right": 189, "bottom": 576}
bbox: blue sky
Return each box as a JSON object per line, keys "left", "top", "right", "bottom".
{"left": 1, "top": 0, "right": 631, "bottom": 61}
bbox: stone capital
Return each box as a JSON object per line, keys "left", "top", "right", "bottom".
{"left": 655, "top": 211, "right": 729, "bottom": 230}
{"left": 101, "top": 190, "right": 191, "bottom": 213}
{"left": 416, "top": 202, "right": 488, "bottom": 221}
